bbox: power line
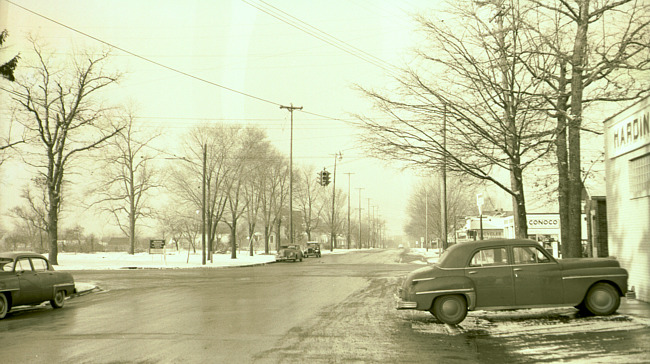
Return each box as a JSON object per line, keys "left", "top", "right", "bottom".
{"left": 5, "top": 0, "right": 282, "bottom": 108}
{"left": 242, "top": 0, "right": 400, "bottom": 76}
{"left": 3, "top": 1, "right": 370, "bottom": 132}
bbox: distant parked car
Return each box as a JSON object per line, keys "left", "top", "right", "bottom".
{"left": 397, "top": 239, "right": 630, "bottom": 325}
{"left": 303, "top": 242, "right": 321, "bottom": 258}
{"left": 276, "top": 245, "right": 303, "bottom": 262}
{"left": 0, "top": 252, "right": 76, "bottom": 319}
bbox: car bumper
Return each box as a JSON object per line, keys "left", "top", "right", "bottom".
{"left": 397, "top": 300, "right": 418, "bottom": 309}
{"left": 275, "top": 256, "right": 296, "bottom": 261}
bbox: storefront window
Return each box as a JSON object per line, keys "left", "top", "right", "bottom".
{"left": 630, "top": 153, "right": 650, "bottom": 199}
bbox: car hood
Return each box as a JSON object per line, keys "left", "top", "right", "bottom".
{"left": 558, "top": 257, "right": 621, "bottom": 270}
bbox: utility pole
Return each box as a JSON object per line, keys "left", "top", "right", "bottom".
{"left": 441, "top": 105, "right": 448, "bottom": 250}
{"left": 345, "top": 173, "right": 354, "bottom": 249}
{"left": 372, "top": 206, "right": 382, "bottom": 248}
{"left": 330, "top": 152, "right": 342, "bottom": 251}
{"left": 202, "top": 143, "right": 206, "bottom": 265}
{"left": 280, "top": 104, "right": 302, "bottom": 247}
{"left": 425, "top": 187, "right": 428, "bottom": 252}
{"left": 367, "top": 198, "right": 371, "bottom": 248}
{"left": 356, "top": 187, "right": 364, "bottom": 249}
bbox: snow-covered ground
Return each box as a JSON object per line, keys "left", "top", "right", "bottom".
{"left": 54, "top": 248, "right": 361, "bottom": 293}
{"left": 52, "top": 247, "right": 361, "bottom": 271}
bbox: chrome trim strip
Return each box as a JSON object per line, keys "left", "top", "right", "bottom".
{"left": 413, "top": 277, "right": 436, "bottom": 282}
{"left": 416, "top": 288, "right": 474, "bottom": 295}
{"left": 563, "top": 274, "right": 627, "bottom": 280}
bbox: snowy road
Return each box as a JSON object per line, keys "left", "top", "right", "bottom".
{"left": 1, "top": 249, "right": 648, "bottom": 363}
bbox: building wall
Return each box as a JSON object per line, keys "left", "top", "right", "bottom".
{"left": 604, "top": 96, "right": 650, "bottom": 302}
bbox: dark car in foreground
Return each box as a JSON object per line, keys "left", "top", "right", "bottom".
{"left": 275, "top": 245, "right": 303, "bottom": 262}
{"left": 0, "top": 252, "right": 76, "bottom": 319}
{"left": 397, "top": 239, "right": 629, "bottom": 325}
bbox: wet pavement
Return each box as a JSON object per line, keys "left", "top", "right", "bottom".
{"left": 2, "top": 249, "right": 649, "bottom": 363}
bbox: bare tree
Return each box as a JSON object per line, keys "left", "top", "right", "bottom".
{"left": 322, "top": 186, "right": 347, "bottom": 249}
{"left": 258, "top": 152, "right": 288, "bottom": 254}
{"left": 10, "top": 184, "right": 49, "bottom": 252}
{"left": 356, "top": 0, "right": 553, "bottom": 240}
{"left": 405, "top": 176, "right": 477, "bottom": 245}
{"left": 295, "top": 167, "right": 326, "bottom": 242}
{"left": 242, "top": 128, "right": 273, "bottom": 256}
{"left": 90, "top": 109, "right": 162, "bottom": 254}
{"left": 521, "top": 0, "right": 650, "bottom": 257}
{"left": 225, "top": 127, "right": 270, "bottom": 259}
{"left": 10, "top": 40, "right": 121, "bottom": 264}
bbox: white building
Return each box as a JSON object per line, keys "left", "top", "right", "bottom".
{"left": 604, "top": 96, "right": 650, "bottom": 302}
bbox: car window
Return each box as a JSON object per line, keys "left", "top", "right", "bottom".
{"left": 513, "top": 246, "right": 552, "bottom": 264}
{"left": 15, "top": 258, "right": 32, "bottom": 272}
{"left": 31, "top": 258, "right": 48, "bottom": 272}
{"left": 0, "top": 258, "right": 13, "bottom": 272}
{"left": 469, "top": 248, "right": 508, "bottom": 267}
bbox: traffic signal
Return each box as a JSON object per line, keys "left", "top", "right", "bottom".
{"left": 317, "top": 170, "right": 323, "bottom": 186}
{"left": 322, "top": 170, "right": 331, "bottom": 186}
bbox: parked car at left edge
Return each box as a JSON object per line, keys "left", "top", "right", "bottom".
{"left": 276, "top": 245, "right": 303, "bottom": 262}
{"left": 0, "top": 252, "right": 76, "bottom": 319}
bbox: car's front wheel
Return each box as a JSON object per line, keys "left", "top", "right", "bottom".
{"left": 50, "top": 290, "right": 66, "bottom": 309}
{"left": 583, "top": 282, "right": 620, "bottom": 316}
{"left": 0, "top": 293, "right": 8, "bottom": 319}
{"left": 430, "top": 295, "right": 467, "bottom": 325}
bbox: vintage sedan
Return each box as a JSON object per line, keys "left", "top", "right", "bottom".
{"left": 303, "top": 242, "right": 321, "bottom": 258}
{"left": 0, "top": 252, "right": 76, "bottom": 319}
{"left": 397, "top": 239, "right": 629, "bottom": 325}
{"left": 275, "top": 245, "right": 303, "bottom": 262}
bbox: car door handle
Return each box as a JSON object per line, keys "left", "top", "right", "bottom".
{"left": 468, "top": 271, "right": 477, "bottom": 274}
{"left": 513, "top": 268, "right": 523, "bottom": 271}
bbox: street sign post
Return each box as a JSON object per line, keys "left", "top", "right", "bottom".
{"left": 476, "top": 194, "right": 484, "bottom": 240}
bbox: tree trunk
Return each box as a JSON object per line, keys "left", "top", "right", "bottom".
{"left": 567, "top": 0, "right": 590, "bottom": 258}
{"left": 556, "top": 61, "right": 571, "bottom": 258}
{"left": 248, "top": 224, "right": 255, "bottom": 256}
{"left": 230, "top": 220, "right": 237, "bottom": 259}
{"left": 275, "top": 217, "right": 282, "bottom": 250}
{"left": 263, "top": 224, "right": 271, "bottom": 254}
{"left": 510, "top": 163, "right": 528, "bottom": 239}
{"left": 47, "top": 203, "right": 59, "bottom": 265}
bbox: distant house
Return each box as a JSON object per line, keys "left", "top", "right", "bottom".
{"left": 105, "top": 237, "right": 130, "bottom": 252}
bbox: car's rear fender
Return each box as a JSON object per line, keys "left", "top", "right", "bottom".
{"left": 409, "top": 275, "right": 475, "bottom": 311}
{"left": 51, "top": 283, "right": 75, "bottom": 298}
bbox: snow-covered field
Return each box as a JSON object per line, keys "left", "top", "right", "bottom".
{"left": 52, "top": 247, "right": 361, "bottom": 270}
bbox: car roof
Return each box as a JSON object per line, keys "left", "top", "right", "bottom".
{"left": 0, "top": 251, "right": 47, "bottom": 260}
{"left": 440, "top": 239, "right": 541, "bottom": 268}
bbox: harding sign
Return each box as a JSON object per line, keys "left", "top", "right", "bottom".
{"left": 607, "top": 97, "right": 650, "bottom": 158}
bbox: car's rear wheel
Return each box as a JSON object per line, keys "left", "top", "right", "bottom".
{"left": 50, "top": 290, "right": 65, "bottom": 309}
{"left": 0, "top": 293, "right": 8, "bottom": 319}
{"left": 431, "top": 295, "right": 467, "bottom": 325}
{"left": 584, "top": 282, "right": 619, "bottom": 316}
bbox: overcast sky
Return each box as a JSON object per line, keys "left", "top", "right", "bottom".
{"left": 0, "top": 0, "right": 450, "bottom": 238}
